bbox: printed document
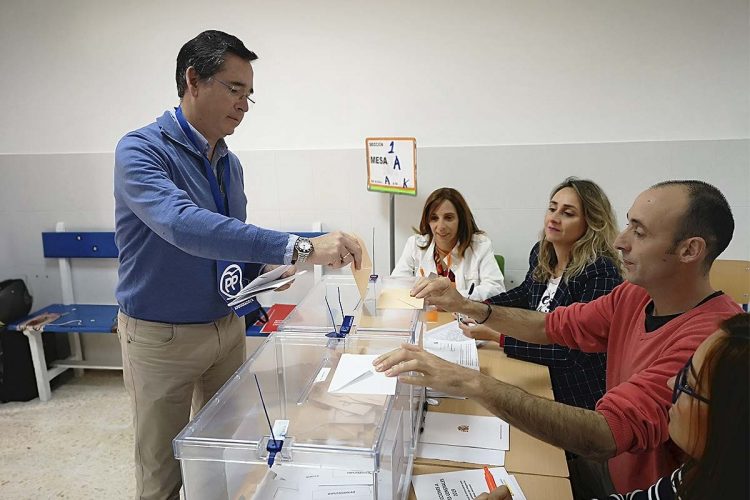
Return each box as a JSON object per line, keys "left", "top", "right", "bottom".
{"left": 423, "top": 322, "right": 480, "bottom": 397}
{"left": 412, "top": 467, "right": 526, "bottom": 500}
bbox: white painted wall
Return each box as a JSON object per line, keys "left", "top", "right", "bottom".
{"left": 1, "top": 0, "right": 747, "bottom": 153}
{"left": 0, "top": 0, "right": 748, "bottom": 311}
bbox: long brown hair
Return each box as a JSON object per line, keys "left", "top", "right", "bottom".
{"left": 677, "top": 312, "right": 749, "bottom": 500}
{"left": 416, "top": 188, "right": 483, "bottom": 257}
{"left": 533, "top": 177, "right": 621, "bottom": 282}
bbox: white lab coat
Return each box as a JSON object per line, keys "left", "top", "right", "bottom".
{"left": 391, "top": 233, "right": 505, "bottom": 301}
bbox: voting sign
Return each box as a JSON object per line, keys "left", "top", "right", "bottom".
{"left": 366, "top": 137, "right": 417, "bottom": 196}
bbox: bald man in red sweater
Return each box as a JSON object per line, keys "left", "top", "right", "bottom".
{"left": 374, "top": 180, "right": 741, "bottom": 497}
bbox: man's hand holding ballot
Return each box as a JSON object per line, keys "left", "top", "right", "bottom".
{"left": 410, "top": 276, "right": 551, "bottom": 346}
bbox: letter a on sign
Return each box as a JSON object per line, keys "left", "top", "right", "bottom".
{"left": 365, "top": 137, "right": 417, "bottom": 196}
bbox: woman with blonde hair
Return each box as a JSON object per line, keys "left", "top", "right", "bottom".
{"left": 461, "top": 177, "right": 622, "bottom": 412}
{"left": 392, "top": 187, "right": 505, "bottom": 301}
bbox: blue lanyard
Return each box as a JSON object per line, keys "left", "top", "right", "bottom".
{"left": 174, "top": 106, "right": 231, "bottom": 216}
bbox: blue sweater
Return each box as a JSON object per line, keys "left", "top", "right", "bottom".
{"left": 114, "top": 111, "right": 291, "bottom": 323}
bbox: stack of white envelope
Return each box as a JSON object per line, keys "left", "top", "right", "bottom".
{"left": 417, "top": 412, "right": 509, "bottom": 466}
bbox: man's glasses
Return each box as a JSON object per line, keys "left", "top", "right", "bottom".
{"left": 672, "top": 356, "right": 710, "bottom": 405}
{"left": 211, "top": 78, "right": 255, "bottom": 105}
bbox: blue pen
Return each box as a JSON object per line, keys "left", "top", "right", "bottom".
{"left": 468, "top": 282, "right": 475, "bottom": 298}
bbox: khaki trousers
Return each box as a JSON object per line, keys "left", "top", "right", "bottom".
{"left": 117, "top": 311, "right": 245, "bottom": 500}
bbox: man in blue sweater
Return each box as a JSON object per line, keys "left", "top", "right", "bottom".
{"left": 114, "top": 30, "right": 362, "bottom": 500}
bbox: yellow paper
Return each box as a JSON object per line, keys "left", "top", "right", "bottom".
{"left": 351, "top": 235, "right": 372, "bottom": 300}
{"left": 376, "top": 288, "right": 424, "bottom": 309}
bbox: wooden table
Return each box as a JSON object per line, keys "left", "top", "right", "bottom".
{"left": 410, "top": 313, "right": 572, "bottom": 499}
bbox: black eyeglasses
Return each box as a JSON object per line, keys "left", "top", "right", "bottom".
{"left": 210, "top": 78, "right": 255, "bottom": 105}
{"left": 672, "top": 356, "right": 710, "bottom": 405}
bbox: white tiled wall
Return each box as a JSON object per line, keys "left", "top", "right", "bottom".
{"left": 0, "top": 139, "right": 747, "bottom": 310}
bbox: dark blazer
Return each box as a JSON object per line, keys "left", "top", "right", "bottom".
{"left": 489, "top": 242, "right": 622, "bottom": 410}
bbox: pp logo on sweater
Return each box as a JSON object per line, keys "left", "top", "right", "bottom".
{"left": 220, "top": 264, "right": 243, "bottom": 297}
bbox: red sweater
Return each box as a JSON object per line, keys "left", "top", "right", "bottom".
{"left": 545, "top": 281, "right": 740, "bottom": 493}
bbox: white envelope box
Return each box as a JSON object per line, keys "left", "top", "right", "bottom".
{"left": 174, "top": 333, "right": 425, "bottom": 500}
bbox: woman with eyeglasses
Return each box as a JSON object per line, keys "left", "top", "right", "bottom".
{"left": 605, "top": 312, "right": 749, "bottom": 499}
{"left": 626, "top": 311, "right": 749, "bottom": 500}
{"left": 391, "top": 187, "right": 505, "bottom": 301}
{"left": 476, "top": 312, "right": 749, "bottom": 500}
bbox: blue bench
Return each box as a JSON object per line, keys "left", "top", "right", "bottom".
{"left": 8, "top": 228, "right": 120, "bottom": 401}
{"left": 9, "top": 223, "right": 324, "bottom": 400}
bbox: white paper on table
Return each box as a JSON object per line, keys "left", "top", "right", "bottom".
{"left": 420, "top": 412, "right": 509, "bottom": 451}
{"left": 424, "top": 323, "right": 484, "bottom": 384}
{"left": 416, "top": 442, "right": 505, "bottom": 465}
{"left": 328, "top": 354, "right": 397, "bottom": 395}
{"left": 424, "top": 338, "right": 480, "bottom": 372}
{"left": 411, "top": 467, "right": 527, "bottom": 500}
{"left": 424, "top": 321, "right": 470, "bottom": 342}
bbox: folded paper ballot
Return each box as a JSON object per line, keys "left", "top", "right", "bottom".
{"left": 412, "top": 466, "right": 526, "bottom": 500}
{"left": 376, "top": 288, "right": 424, "bottom": 309}
{"left": 227, "top": 267, "right": 307, "bottom": 306}
{"left": 351, "top": 235, "right": 373, "bottom": 300}
{"left": 328, "top": 354, "right": 397, "bottom": 395}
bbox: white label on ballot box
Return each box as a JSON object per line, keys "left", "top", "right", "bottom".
{"left": 272, "top": 419, "right": 289, "bottom": 440}
{"left": 254, "top": 466, "right": 375, "bottom": 499}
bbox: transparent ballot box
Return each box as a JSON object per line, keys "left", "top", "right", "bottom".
{"left": 174, "top": 333, "right": 425, "bottom": 500}
{"left": 278, "top": 275, "right": 420, "bottom": 337}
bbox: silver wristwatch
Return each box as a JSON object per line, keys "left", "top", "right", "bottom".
{"left": 293, "top": 237, "right": 314, "bottom": 264}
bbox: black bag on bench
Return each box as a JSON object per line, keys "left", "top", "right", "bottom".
{"left": 0, "top": 279, "right": 70, "bottom": 402}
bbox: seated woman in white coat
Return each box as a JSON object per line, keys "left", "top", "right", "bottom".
{"left": 391, "top": 187, "right": 505, "bottom": 301}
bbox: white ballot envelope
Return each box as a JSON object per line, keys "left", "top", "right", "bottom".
{"left": 328, "top": 354, "right": 397, "bottom": 395}
{"left": 416, "top": 442, "right": 505, "bottom": 466}
{"left": 376, "top": 288, "right": 424, "bottom": 309}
